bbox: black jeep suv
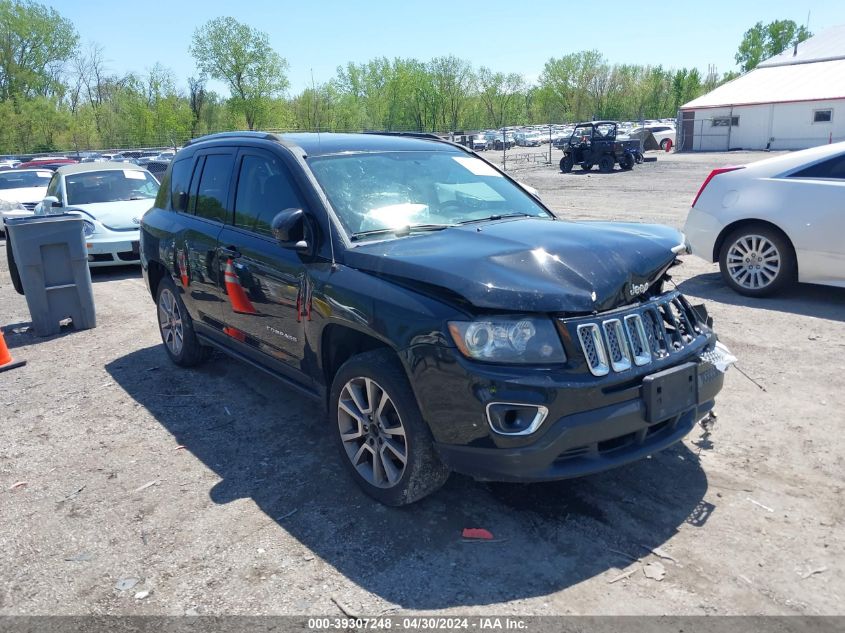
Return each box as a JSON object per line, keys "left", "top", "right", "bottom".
{"left": 140, "top": 131, "right": 730, "bottom": 505}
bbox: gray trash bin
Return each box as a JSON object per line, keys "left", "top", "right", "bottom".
{"left": 6, "top": 214, "right": 96, "bottom": 337}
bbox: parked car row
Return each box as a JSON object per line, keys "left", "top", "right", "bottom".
{"left": 463, "top": 120, "right": 676, "bottom": 152}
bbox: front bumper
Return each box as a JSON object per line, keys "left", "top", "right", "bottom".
{"left": 435, "top": 396, "right": 713, "bottom": 482}
{"left": 84, "top": 229, "right": 141, "bottom": 267}
{"left": 405, "top": 318, "right": 726, "bottom": 482}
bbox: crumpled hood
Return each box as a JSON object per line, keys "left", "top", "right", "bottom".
{"left": 71, "top": 199, "right": 153, "bottom": 230}
{"left": 344, "top": 218, "right": 683, "bottom": 313}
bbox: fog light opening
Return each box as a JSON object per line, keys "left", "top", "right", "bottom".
{"left": 486, "top": 402, "right": 549, "bottom": 436}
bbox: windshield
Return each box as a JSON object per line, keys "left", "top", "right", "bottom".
{"left": 0, "top": 171, "right": 52, "bottom": 189}
{"left": 65, "top": 169, "right": 159, "bottom": 205}
{"left": 308, "top": 151, "right": 551, "bottom": 239}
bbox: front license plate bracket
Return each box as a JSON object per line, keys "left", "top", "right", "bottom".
{"left": 642, "top": 361, "right": 698, "bottom": 423}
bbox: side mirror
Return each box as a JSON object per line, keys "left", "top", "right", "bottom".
{"left": 271, "top": 208, "right": 309, "bottom": 252}
{"left": 42, "top": 195, "right": 60, "bottom": 214}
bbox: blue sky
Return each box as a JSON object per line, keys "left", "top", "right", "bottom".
{"left": 48, "top": 0, "right": 845, "bottom": 94}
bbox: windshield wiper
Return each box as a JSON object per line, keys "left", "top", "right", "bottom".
{"left": 350, "top": 224, "right": 451, "bottom": 241}
{"left": 456, "top": 213, "right": 535, "bottom": 225}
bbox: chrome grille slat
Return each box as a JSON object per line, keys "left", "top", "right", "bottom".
{"left": 577, "top": 323, "right": 609, "bottom": 376}
{"left": 623, "top": 314, "right": 651, "bottom": 366}
{"left": 602, "top": 319, "right": 631, "bottom": 372}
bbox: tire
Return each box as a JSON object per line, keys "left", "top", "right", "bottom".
{"left": 156, "top": 275, "right": 212, "bottom": 366}
{"left": 6, "top": 237, "right": 23, "bottom": 295}
{"left": 581, "top": 162, "right": 593, "bottom": 171}
{"left": 660, "top": 139, "right": 670, "bottom": 151}
{"left": 718, "top": 225, "right": 796, "bottom": 297}
{"left": 330, "top": 349, "right": 450, "bottom": 506}
{"left": 619, "top": 153, "right": 634, "bottom": 170}
{"left": 560, "top": 155, "right": 574, "bottom": 173}
{"left": 599, "top": 155, "right": 615, "bottom": 173}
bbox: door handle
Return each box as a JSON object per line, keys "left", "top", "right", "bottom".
{"left": 219, "top": 245, "right": 241, "bottom": 259}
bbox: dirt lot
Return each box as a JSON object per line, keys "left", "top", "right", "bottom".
{"left": 1, "top": 149, "right": 843, "bottom": 616}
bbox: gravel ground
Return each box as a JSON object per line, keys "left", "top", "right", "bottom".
{"left": 1, "top": 148, "right": 843, "bottom": 616}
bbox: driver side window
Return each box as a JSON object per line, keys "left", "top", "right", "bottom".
{"left": 233, "top": 153, "right": 305, "bottom": 237}
{"left": 46, "top": 173, "right": 61, "bottom": 204}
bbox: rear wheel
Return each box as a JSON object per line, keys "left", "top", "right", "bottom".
{"left": 581, "top": 162, "right": 593, "bottom": 171}
{"left": 6, "top": 237, "right": 23, "bottom": 295}
{"left": 156, "top": 276, "right": 212, "bottom": 366}
{"left": 330, "top": 349, "right": 450, "bottom": 506}
{"left": 599, "top": 155, "right": 615, "bottom": 173}
{"left": 719, "top": 225, "right": 796, "bottom": 297}
{"left": 560, "top": 155, "right": 574, "bottom": 173}
{"left": 619, "top": 153, "right": 634, "bottom": 170}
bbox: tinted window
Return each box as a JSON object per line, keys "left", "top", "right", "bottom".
{"left": 233, "top": 154, "right": 304, "bottom": 236}
{"left": 169, "top": 158, "right": 194, "bottom": 211}
{"left": 789, "top": 154, "right": 845, "bottom": 180}
{"left": 194, "top": 154, "right": 233, "bottom": 222}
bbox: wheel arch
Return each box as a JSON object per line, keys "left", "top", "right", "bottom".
{"left": 320, "top": 324, "right": 397, "bottom": 400}
{"left": 713, "top": 218, "right": 797, "bottom": 269}
{"left": 146, "top": 259, "right": 168, "bottom": 301}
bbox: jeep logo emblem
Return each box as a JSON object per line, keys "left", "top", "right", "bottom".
{"left": 629, "top": 282, "right": 649, "bottom": 297}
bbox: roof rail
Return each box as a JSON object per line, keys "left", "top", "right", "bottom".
{"left": 185, "top": 131, "right": 281, "bottom": 147}
{"left": 362, "top": 130, "right": 446, "bottom": 141}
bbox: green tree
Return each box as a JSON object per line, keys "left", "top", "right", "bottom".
{"left": 190, "top": 16, "right": 289, "bottom": 130}
{"left": 0, "top": 0, "right": 78, "bottom": 101}
{"left": 735, "top": 20, "right": 812, "bottom": 72}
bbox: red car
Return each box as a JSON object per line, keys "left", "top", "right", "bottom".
{"left": 15, "top": 158, "right": 78, "bottom": 170}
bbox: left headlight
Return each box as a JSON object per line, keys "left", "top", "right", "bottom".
{"left": 82, "top": 220, "right": 96, "bottom": 236}
{"left": 448, "top": 317, "right": 566, "bottom": 364}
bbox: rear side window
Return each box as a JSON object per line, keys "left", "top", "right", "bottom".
{"left": 233, "top": 154, "right": 305, "bottom": 236}
{"left": 789, "top": 154, "right": 845, "bottom": 180}
{"left": 194, "top": 154, "right": 234, "bottom": 222}
{"left": 169, "top": 158, "right": 195, "bottom": 211}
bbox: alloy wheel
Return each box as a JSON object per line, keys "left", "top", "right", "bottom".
{"left": 726, "top": 234, "right": 781, "bottom": 290}
{"left": 337, "top": 377, "right": 408, "bottom": 488}
{"left": 158, "top": 288, "right": 184, "bottom": 356}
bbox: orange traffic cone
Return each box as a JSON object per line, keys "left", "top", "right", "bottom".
{"left": 223, "top": 326, "right": 247, "bottom": 342}
{"left": 0, "top": 329, "right": 26, "bottom": 373}
{"left": 223, "top": 258, "right": 258, "bottom": 315}
{"left": 177, "top": 250, "right": 189, "bottom": 288}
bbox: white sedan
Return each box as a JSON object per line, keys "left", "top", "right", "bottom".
{"left": 0, "top": 169, "right": 52, "bottom": 234}
{"left": 684, "top": 141, "right": 845, "bottom": 296}
{"left": 34, "top": 163, "right": 159, "bottom": 267}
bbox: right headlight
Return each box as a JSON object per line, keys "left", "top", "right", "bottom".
{"left": 0, "top": 200, "right": 25, "bottom": 211}
{"left": 448, "top": 317, "right": 566, "bottom": 364}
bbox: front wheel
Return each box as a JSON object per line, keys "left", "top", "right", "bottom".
{"left": 719, "top": 225, "right": 796, "bottom": 297}
{"left": 581, "top": 162, "right": 593, "bottom": 171}
{"left": 330, "top": 349, "right": 450, "bottom": 506}
{"left": 560, "top": 155, "right": 574, "bottom": 173}
{"left": 156, "top": 276, "right": 212, "bottom": 366}
{"left": 619, "top": 153, "right": 634, "bottom": 170}
{"left": 599, "top": 155, "right": 615, "bottom": 173}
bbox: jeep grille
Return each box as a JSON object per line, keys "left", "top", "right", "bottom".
{"left": 563, "top": 292, "right": 703, "bottom": 377}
